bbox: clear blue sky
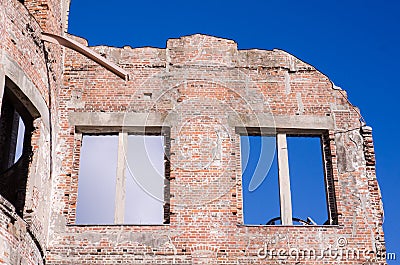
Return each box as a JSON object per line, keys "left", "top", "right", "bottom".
{"left": 68, "top": 0, "right": 399, "bottom": 262}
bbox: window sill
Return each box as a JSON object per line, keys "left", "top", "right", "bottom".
{"left": 237, "top": 224, "right": 341, "bottom": 228}
{"left": 68, "top": 223, "right": 170, "bottom": 227}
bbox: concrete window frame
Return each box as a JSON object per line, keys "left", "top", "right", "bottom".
{"left": 238, "top": 128, "right": 338, "bottom": 226}
{"left": 74, "top": 127, "right": 171, "bottom": 226}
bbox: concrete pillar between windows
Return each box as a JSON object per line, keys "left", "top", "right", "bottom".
{"left": 277, "top": 133, "right": 293, "bottom": 225}
{"left": 114, "top": 132, "right": 127, "bottom": 224}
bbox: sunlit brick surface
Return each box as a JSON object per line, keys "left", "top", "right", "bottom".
{"left": 0, "top": 0, "right": 386, "bottom": 264}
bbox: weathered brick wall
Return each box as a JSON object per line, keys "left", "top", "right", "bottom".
{"left": 24, "top": 0, "right": 69, "bottom": 35}
{"left": 0, "top": 1, "right": 387, "bottom": 263}
{"left": 0, "top": 0, "right": 67, "bottom": 261}
{"left": 45, "top": 34, "right": 386, "bottom": 264}
{"left": 0, "top": 0, "right": 48, "bottom": 103}
{"left": 0, "top": 197, "right": 44, "bottom": 264}
{"left": 0, "top": 0, "right": 50, "bottom": 252}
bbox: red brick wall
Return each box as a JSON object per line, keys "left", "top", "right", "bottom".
{"left": 0, "top": 197, "right": 44, "bottom": 264}
{"left": 45, "top": 34, "right": 387, "bottom": 264}
{"left": 0, "top": 0, "right": 48, "bottom": 103}
{"left": 0, "top": 0, "right": 66, "bottom": 263}
{"left": 0, "top": 1, "right": 387, "bottom": 262}
{"left": 24, "top": 0, "right": 67, "bottom": 35}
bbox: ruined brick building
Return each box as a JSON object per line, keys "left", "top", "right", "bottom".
{"left": 0, "top": 0, "right": 387, "bottom": 264}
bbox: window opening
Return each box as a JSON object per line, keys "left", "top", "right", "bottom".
{"left": 0, "top": 79, "right": 37, "bottom": 216}
{"left": 240, "top": 132, "right": 335, "bottom": 226}
{"left": 287, "top": 136, "right": 328, "bottom": 225}
{"left": 241, "top": 135, "right": 279, "bottom": 225}
{"left": 76, "top": 132, "right": 169, "bottom": 225}
{"left": 76, "top": 135, "right": 118, "bottom": 225}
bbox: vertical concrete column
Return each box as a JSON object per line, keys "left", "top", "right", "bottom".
{"left": 277, "top": 133, "right": 293, "bottom": 225}
{"left": 114, "top": 132, "right": 127, "bottom": 224}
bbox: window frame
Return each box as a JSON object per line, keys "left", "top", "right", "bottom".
{"left": 73, "top": 127, "right": 171, "bottom": 226}
{"left": 238, "top": 128, "right": 338, "bottom": 226}
{"left": 0, "top": 77, "right": 39, "bottom": 216}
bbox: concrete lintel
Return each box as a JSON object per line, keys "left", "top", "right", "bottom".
{"left": 230, "top": 114, "right": 334, "bottom": 131}
{"left": 69, "top": 112, "right": 166, "bottom": 131}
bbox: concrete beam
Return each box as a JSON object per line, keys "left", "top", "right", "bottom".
{"left": 231, "top": 114, "right": 334, "bottom": 131}
{"left": 42, "top": 33, "right": 129, "bottom": 81}
{"left": 69, "top": 112, "right": 166, "bottom": 132}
